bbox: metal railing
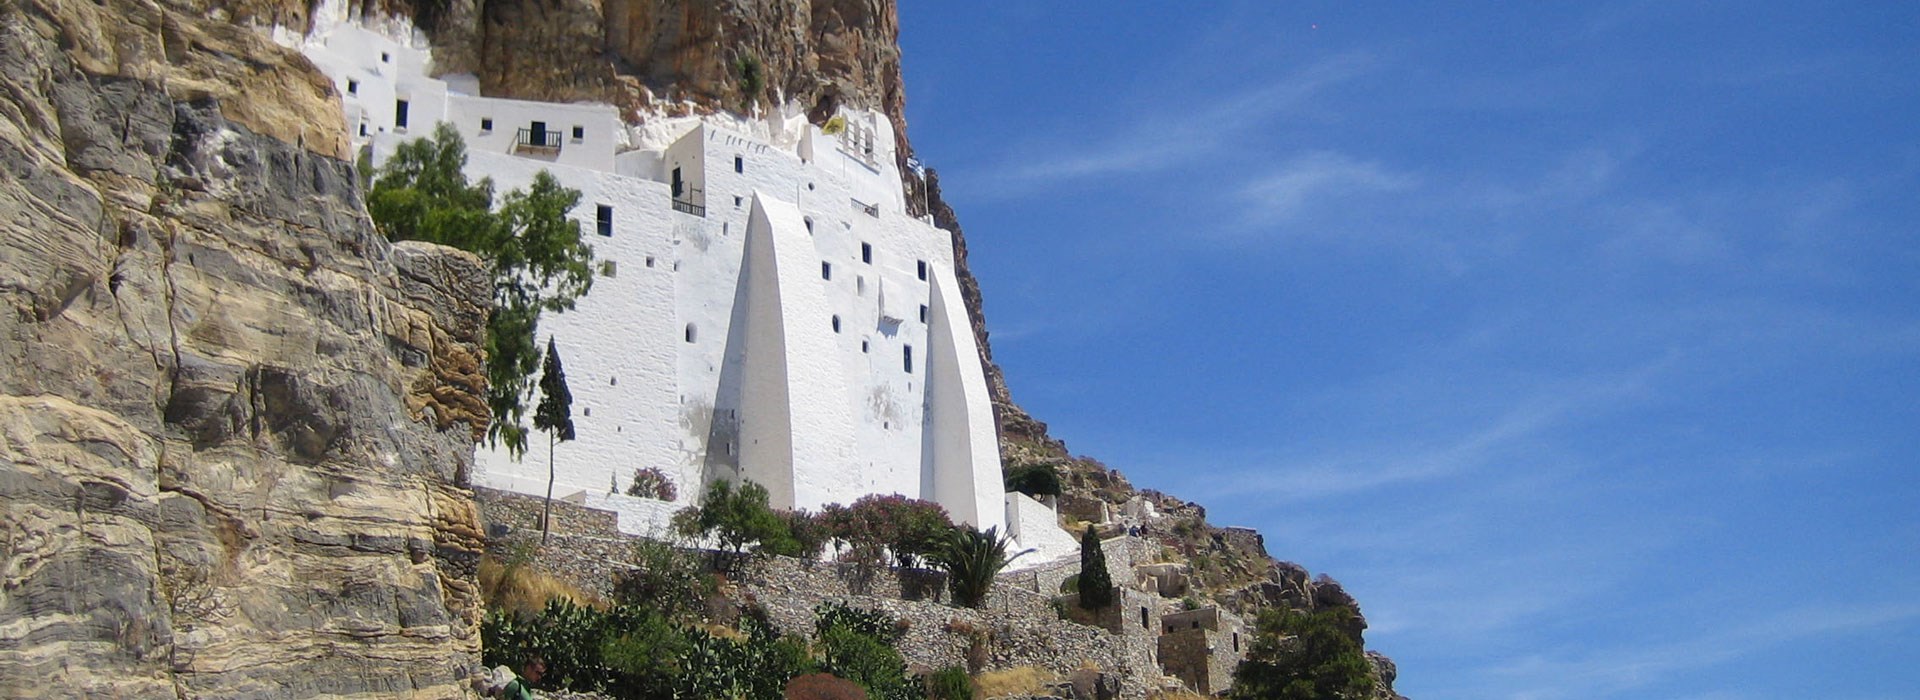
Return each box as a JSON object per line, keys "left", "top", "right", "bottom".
{"left": 671, "top": 186, "right": 705, "bottom": 217}
{"left": 514, "top": 128, "right": 563, "bottom": 154}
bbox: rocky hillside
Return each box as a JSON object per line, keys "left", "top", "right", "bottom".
{"left": 0, "top": 0, "right": 491, "bottom": 695}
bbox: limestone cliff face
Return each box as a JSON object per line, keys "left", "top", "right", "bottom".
{"left": 0, "top": 0, "right": 489, "bottom": 695}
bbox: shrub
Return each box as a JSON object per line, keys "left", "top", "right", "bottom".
{"left": 933, "top": 525, "right": 1015, "bottom": 609}
{"left": 777, "top": 509, "right": 831, "bottom": 559}
{"left": 612, "top": 537, "right": 714, "bottom": 620}
{"left": 1227, "top": 606, "right": 1373, "bottom": 700}
{"left": 1003, "top": 463, "right": 1062, "bottom": 497}
{"left": 926, "top": 666, "right": 974, "bottom": 700}
{"left": 627, "top": 467, "right": 678, "bottom": 501}
{"left": 1077, "top": 528, "right": 1115, "bottom": 610}
{"left": 828, "top": 494, "right": 954, "bottom": 569}
{"left": 815, "top": 602, "right": 903, "bottom": 645}
{"left": 788, "top": 673, "right": 869, "bottom": 700}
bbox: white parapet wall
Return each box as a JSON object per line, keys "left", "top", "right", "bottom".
{"left": 1005, "top": 493, "right": 1082, "bottom": 571}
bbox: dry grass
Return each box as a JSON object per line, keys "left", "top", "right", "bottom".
{"left": 1146, "top": 692, "right": 1210, "bottom": 700}
{"left": 478, "top": 555, "right": 600, "bottom": 615}
{"left": 974, "top": 666, "right": 1054, "bottom": 698}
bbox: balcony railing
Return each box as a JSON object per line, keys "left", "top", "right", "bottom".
{"left": 671, "top": 186, "right": 705, "bottom": 217}
{"left": 514, "top": 128, "right": 563, "bottom": 155}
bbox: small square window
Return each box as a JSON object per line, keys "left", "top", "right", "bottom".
{"left": 572, "top": 125, "right": 584, "bottom": 140}
{"left": 734, "top": 195, "right": 743, "bottom": 207}
{"left": 480, "top": 118, "right": 493, "bottom": 132}
{"left": 380, "top": 52, "right": 391, "bottom": 63}
{"left": 861, "top": 242, "right": 872, "bottom": 264}
{"left": 821, "top": 262, "right": 832, "bottom": 280}
{"left": 917, "top": 260, "right": 928, "bottom": 281}
{"left": 645, "top": 256, "right": 656, "bottom": 268}
{"left": 734, "top": 155, "right": 744, "bottom": 173}
{"left": 346, "top": 79, "right": 359, "bottom": 95}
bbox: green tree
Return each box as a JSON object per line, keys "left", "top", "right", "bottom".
{"left": 681, "top": 480, "right": 791, "bottom": 558}
{"left": 1228, "top": 606, "right": 1374, "bottom": 700}
{"left": 933, "top": 525, "right": 1016, "bottom": 609}
{"left": 1003, "top": 463, "right": 1062, "bottom": 497}
{"left": 534, "top": 337, "right": 575, "bottom": 544}
{"left": 367, "top": 123, "right": 593, "bottom": 457}
{"left": 1077, "top": 527, "right": 1115, "bottom": 610}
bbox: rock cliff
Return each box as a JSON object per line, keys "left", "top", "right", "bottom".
{"left": 0, "top": 0, "right": 490, "bottom": 695}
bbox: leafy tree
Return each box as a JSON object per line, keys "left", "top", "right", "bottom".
{"left": 933, "top": 525, "right": 1015, "bottom": 609}
{"left": 1003, "top": 463, "right": 1062, "bottom": 497}
{"left": 367, "top": 123, "right": 593, "bottom": 457}
{"left": 1077, "top": 527, "right": 1115, "bottom": 610}
{"left": 682, "top": 480, "right": 791, "bottom": 558}
{"left": 626, "top": 467, "right": 678, "bottom": 501}
{"left": 534, "top": 337, "right": 575, "bottom": 544}
{"left": 1228, "top": 606, "right": 1374, "bottom": 700}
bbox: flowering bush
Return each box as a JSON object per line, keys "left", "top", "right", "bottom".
{"left": 626, "top": 467, "right": 678, "bottom": 501}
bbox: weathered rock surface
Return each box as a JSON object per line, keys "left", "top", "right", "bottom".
{"left": 0, "top": 0, "right": 489, "bottom": 695}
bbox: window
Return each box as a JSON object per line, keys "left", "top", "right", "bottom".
{"left": 903, "top": 346, "right": 913, "bottom": 373}
{"left": 480, "top": 117, "right": 493, "bottom": 132}
{"left": 596, "top": 205, "right": 613, "bottom": 237}
{"left": 346, "top": 79, "right": 359, "bottom": 95}
{"left": 861, "top": 242, "right": 872, "bottom": 263}
{"left": 734, "top": 155, "right": 744, "bottom": 173}
{"left": 394, "top": 99, "right": 410, "bottom": 128}
{"left": 599, "top": 260, "right": 616, "bottom": 277}
{"left": 804, "top": 217, "right": 813, "bottom": 233}
{"left": 645, "top": 256, "right": 655, "bottom": 268}
{"left": 684, "top": 324, "right": 697, "bottom": 343}
{"left": 358, "top": 123, "right": 368, "bottom": 136}
{"left": 919, "top": 304, "right": 928, "bottom": 323}
{"left": 917, "top": 260, "right": 928, "bottom": 281}
{"left": 734, "top": 195, "right": 743, "bottom": 207}
{"left": 831, "top": 315, "right": 841, "bottom": 333}
{"left": 861, "top": 340, "right": 869, "bottom": 353}
{"left": 1233, "top": 633, "right": 1240, "bottom": 652}
{"left": 572, "top": 125, "right": 584, "bottom": 140}
{"left": 821, "top": 262, "right": 832, "bottom": 280}
{"left": 380, "top": 52, "right": 391, "bottom": 63}
{"left": 1141, "top": 608, "right": 1150, "bottom": 629}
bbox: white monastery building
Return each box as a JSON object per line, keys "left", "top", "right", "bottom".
{"left": 294, "top": 10, "right": 1080, "bottom": 565}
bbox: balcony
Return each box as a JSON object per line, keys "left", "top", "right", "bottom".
{"left": 514, "top": 128, "right": 563, "bottom": 155}
{"left": 671, "top": 186, "right": 705, "bottom": 217}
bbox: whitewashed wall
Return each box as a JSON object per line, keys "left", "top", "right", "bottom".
{"left": 300, "top": 16, "right": 1070, "bottom": 548}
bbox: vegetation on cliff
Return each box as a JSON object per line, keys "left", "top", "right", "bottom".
{"left": 367, "top": 123, "right": 596, "bottom": 457}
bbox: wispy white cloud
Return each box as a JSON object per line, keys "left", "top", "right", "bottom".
{"left": 988, "top": 52, "right": 1378, "bottom": 188}
{"left": 1487, "top": 602, "right": 1920, "bottom": 699}
{"left": 1233, "top": 151, "right": 1418, "bottom": 225}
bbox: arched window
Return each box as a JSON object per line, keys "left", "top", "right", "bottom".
{"left": 684, "top": 324, "right": 697, "bottom": 343}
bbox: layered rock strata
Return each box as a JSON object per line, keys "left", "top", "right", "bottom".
{"left": 0, "top": 0, "right": 489, "bottom": 695}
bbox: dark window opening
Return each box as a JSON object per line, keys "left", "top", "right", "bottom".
{"left": 347, "top": 79, "right": 359, "bottom": 95}
{"left": 671, "top": 167, "right": 683, "bottom": 197}
{"left": 572, "top": 125, "right": 584, "bottom": 140}
{"left": 380, "top": 52, "right": 391, "bottom": 63}
{"left": 804, "top": 217, "right": 814, "bottom": 233}
{"left": 861, "top": 242, "right": 872, "bottom": 263}
{"left": 645, "top": 256, "right": 655, "bottom": 268}
{"left": 358, "top": 123, "right": 368, "bottom": 136}
{"left": 394, "top": 99, "right": 410, "bottom": 128}
{"left": 529, "top": 120, "right": 548, "bottom": 146}
{"left": 596, "top": 205, "right": 613, "bottom": 237}
{"left": 861, "top": 340, "right": 869, "bottom": 353}
{"left": 917, "top": 260, "right": 928, "bottom": 281}
{"left": 734, "top": 155, "right": 744, "bottom": 173}
{"left": 919, "top": 305, "right": 928, "bottom": 323}
{"left": 821, "top": 262, "right": 832, "bottom": 280}
{"left": 903, "top": 346, "right": 913, "bottom": 373}
{"left": 1233, "top": 633, "right": 1240, "bottom": 652}
{"left": 480, "top": 117, "right": 493, "bottom": 131}
{"left": 831, "top": 315, "right": 841, "bottom": 333}
{"left": 684, "top": 324, "right": 697, "bottom": 343}
{"left": 1141, "top": 608, "right": 1150, "bottom": 629}
{"left": 734, "top": 195, "right": 743, "bottom": 207}
{"left": 1192, "top": 621, "right": 1200, "bottom": 629}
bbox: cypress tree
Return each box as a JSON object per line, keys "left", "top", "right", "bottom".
{"left": 534, "top": 337, "right": 576, "bottom": 544}
{"left": 1077, "top": 527, "right": 1115, "bottom": 610}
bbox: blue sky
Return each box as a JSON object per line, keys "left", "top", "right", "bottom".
{"left": 897, "top": 3, "right": 1919, "bottom": 699}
